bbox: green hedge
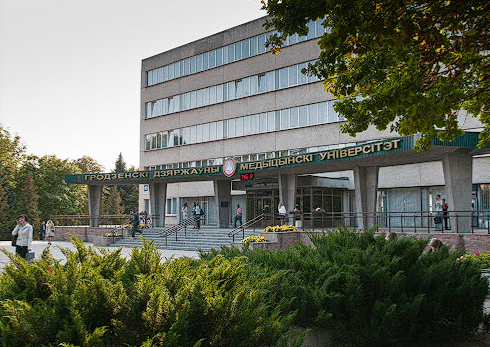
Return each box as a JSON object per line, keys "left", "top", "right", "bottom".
{"left": 0, "top": 228, "right": 488, "bottom": 346}
{"left": 203, "top": 227, "right": 489, "bottom": 346}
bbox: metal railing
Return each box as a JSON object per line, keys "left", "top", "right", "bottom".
{"left": 228, "top": 213, "right": 265, "bottom": 242}
{"left": 52, "top": 214, "right": 155, "bottom": 228}
{"left": 160, "top": 215, "right": 202, "bottom": 246}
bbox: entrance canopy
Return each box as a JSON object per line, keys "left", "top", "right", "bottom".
{"left": 65, "top": 132, "right": 490, "bottom": 186}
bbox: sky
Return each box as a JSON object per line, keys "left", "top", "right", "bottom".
{"left": 0, "top": 0, "right": 265, "bottom": 172}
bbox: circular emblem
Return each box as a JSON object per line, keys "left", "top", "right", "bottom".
{"left": 223, "top": 158, "right": 237, "bottom": 177}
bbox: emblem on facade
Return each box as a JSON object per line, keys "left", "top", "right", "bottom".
{"left": 223, "top": 158, "right": 237, "bottom": 177}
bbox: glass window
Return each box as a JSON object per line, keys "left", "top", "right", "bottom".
{"left": 328, "top": 102, "right": 340, "bottom": 122}
{"left": 202, "top": 123, "right": 209, "bottom": 142}
{"left": 223, "top": 45, "right": 229, "bottom": 64}
{"left": 243, "top": 77, "right": 251, "bottom": 97}
{"left": 235, "top": 79, "right": 244, "bottom": 98}
{"left": 299, "top": 106, "right": 308, "bottom": 126}
{"left": 307, "top": 20, "right": 316, "bottom": 40}
{"left": 145, "top": 136, "right": 151, "bottom": 150}
{"left": 196, "top": 54, "right": 203, "bottom": 72}
{"left": 157, "top": 67, "right": 163, "bottom": 84}
{"left": 168, "top": 97, "right": 175, "bottom": 113}
{"left": 183, "top": 92, "right": 190, "bottom": 110}
{"left": 216, "top": 84, "right": 224, "bottom": 103}
{"left": 196, "top": 125, "right": 203, "bottom": 143}
{"left": 235, "top": 117, "right": 243, "bottom": 137}
{"left": 209, "top": 122, "right": 217, "bottom": 140}
{"left": 202, "top": 88, "right": 209, "bottom": 106}
{"left": 289, "top": 33, "right": 297, "bottom": 45}
{"left": 228, "top": 81, "right": 236, "bottom": 100}
{"left": 209, "top": 50, "right": 216, "bottom": 68}
{"left": 259, "top": 113, "right": 267, "bottom": 132}
{"left": 174, "top": 129, "right": 181, "bottom": 146}
{"left": 216, "top": 48, "right": 222, "bottom": 66}
{"left": 309, "top": 104, "right": 318, "bottom": 124}
{"left": 267, "top": 111, "right": 276, "bottom": 131}
{"left": 147, "top": 71, "right": 153, "bottom": 86}
{"left": 252, "top": 114, "right": 260, "bottom": 133}
{"left": 235, "top": 42, "right": 242, "bottom": 60}
{"left": 266, "top": 71, "right": 275, "bottom": 91}
{"left": 250, "top": 75, "right": 258, "bottom": 95}
{"left": 184, "top": 58, "right": 190, "bottom": 75}
{"left": 174, "top": 61, "right": 181, "bottom": 78}
{"left": 316, "top": 18, "right": 326, "bottom": 36}
{"left": 196, "top": 89, "right": 203, "bottom": 107}
{"left": 258, "top": 74, "right": 266, "bottom": 93}
{"left": 258, "top": 34, "right": 266, "bottom": 54}
{"left": 163, "top": 65, "right": 168, "bottom": 81}
{"left": 190, "top": 57, "right": 196, "bottom": 74}
{"left": 228, "top": 118, "right": 235, "bottom": 138}
{"left": 190, "top": 91, "right": 197, "bottom": 109}
{"left": 243, "top": 115, "right": 251, "bottom": 135}
{"left": 151, "top": 134, "right": 157, "bottom": 149}
{"left": 279, "top": 67, "right": 288, "bottom": 89}
{"left": 203, "top": 52, "right": 209, "bottom": 70}
{"left": 242, "top": 39, "right": 250, "bottom": 59}
{"left": 222, "top": 83, "right": 228, "bottom": 101}
{"left": 182, "top": 127, "right": 190, "bottom": 145}
{"left": 216, "top": 121, "right": 224, "bottom": 140}
{"left": 318, "top": 102, "right": 327, "bottom": 123}
{"left": 190, "top": 126, "right": 197, "bottom": 143}
{"left": 289, "top": 65, "right": 298, "bottom": 86}
{"left": 290, "top": 107, "right": 299, "bottom": 128}
{"left": 156, "top": 133, "right": 162, "bottom": 148}
{"left": 146, "top": 103, "right": 152, "bottom": 119}
{"left": 250, "top": 37, "right": 257, "bottom": 56}
{"left": 280, "top": 109, "right": 290, "bottom": 130}
{"left": 227, "top": 44, "right": 235, "bottom": 62}
{"left": 168, "top": 63, "right": 175, "bottom": 79}
{"left": 209, "top": 86, "right": 217, "bottom": 104}
{"left": 298, "top": 62, "right": 308, "bottom": 84}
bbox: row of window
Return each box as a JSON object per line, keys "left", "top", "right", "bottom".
{"left": 146, "top": 60, "right": 320, "bottom": 119}
{"left": 144, "top": 100, "right": 344, "bottom": 151}
{"left": 147, "top": 18, "right": 326, "bottom": 87}
{"left": 144, "top": 143, "right": 357, "bottom": 171}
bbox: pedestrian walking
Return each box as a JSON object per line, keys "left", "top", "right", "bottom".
{"left": 12, "top": 214, "right": 33, "bottom": 259}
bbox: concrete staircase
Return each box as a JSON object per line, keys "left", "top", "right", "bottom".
{"left": 109, "top": 226, "right": 255, "bottom": 252}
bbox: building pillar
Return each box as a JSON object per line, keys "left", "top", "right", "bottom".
{"left": 353, "top": 166, "right": 379, "bottom": 230}
{"left": 214, "top": 180, "right": 231, "bottom": 228}
{"left": 278, "top": 174, "right": 297, "bottom": 212}
{"left": 149, "top": 183, "right": 167, "bottom": 227}
{"left": 87, "top": 185, "right": 102, "bottom": 227}
{"left": 442, "top": 149, "right": 473, "bottom": 232}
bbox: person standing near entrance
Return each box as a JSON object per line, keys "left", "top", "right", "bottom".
{"left": 434, "top": 195, "right": 443, "bottom": 231}
{"left": 131, "top": 211, "right": 143, "bottom": 238}
{"left": 442, "top": 198, "right": 449, "bottom": 230}
{"left": 195, "top": 203, "right": 202, "bottom": 230}
{"left": 278, "top": 201, "right": 287, "bottom": 226}
{"left": 234, "top": 204, "right": 243, "bottom": 228}
{"left": 46, "top": 220, "right": 55, "bottom": 245}
{"left": 182, "top": 203, "right": 189, "bottom": 220}
{"left": 12, "top": 214, "right": 33, "bottom": 259}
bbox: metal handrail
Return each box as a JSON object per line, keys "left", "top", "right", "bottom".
{"left": 228, "top": 213, "right": 265, "bottom": 242}
{"left": 160, "top": 215, "right": 201, "bottom": 246}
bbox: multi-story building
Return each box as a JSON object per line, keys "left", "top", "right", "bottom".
{"left": 138, "top": 16, "right": 490, "bottom": 230}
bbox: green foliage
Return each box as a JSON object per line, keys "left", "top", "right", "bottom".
{"left": 459, "top": 252, "right": 490, "bottom": 269}
{"left": 0, "top": 237, "right": 293, "bottom": 347}
{"left": 205, "top": 227, "right": 488, "bottom": 346}
{"left": 262, "top": 0, "right": 490, "bottom": 150}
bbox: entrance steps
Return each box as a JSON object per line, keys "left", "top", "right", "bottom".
{"left": 109, "top": 226, "right": 255, "bottom": 252}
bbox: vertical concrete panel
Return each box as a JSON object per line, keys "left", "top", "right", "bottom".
{"left": 278, "top": 174, "right": 297, "bottom": 212}
{"left": 353, "top": 166, "right": 379, "bottom": 229}
{"left": 442, "top": 149, "right": 473, "bottom": 232}
{"left": 150, "top": 183, "right": 167, "bottom": 227}
{"left": 214, "top": 180, "right": 232, "bottom": 228}
{"left": 88, "top": 185, "right": 102, "bottom": 227}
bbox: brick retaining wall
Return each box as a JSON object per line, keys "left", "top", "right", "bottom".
{"left": 49, "top": 227, "right": 120, "bottom": 242}
{"left": 235, "top": 231, "right": 490, "bottom": 254}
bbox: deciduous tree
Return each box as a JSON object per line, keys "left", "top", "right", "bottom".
{"left": 263, "top": 0, "right": 490, "bottom": 150}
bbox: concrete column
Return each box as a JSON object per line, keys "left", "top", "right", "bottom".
{"left": 149, "top": 183, "right": 167, "bottom": 227}
{"left": 353, "top": 166, "right": 379, "bottom": 230}
{"left": 214, "top": 180, "right": 231, "bottom": 228}
{"left": 87, "top": 185, "right": 102, "bottom": 227}
{"left": 278, "top": 174, "right": 297, "bottom": 212}
{"left": 442, "top": 149, "right": 473, "bottom": 232}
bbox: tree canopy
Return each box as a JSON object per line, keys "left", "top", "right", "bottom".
{"left": 262, "top": 0, "right": 490, "bottom": 150}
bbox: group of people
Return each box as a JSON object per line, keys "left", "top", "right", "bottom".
{"left": 11, "top": 215, "right": 55, "bottom": 259}
{"left": 182, "top": 202, "right": 203, "bottom": 229}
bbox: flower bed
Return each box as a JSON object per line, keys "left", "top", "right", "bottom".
{"left": 241, "top": 235, "right": 268, "bottom": 243}
{"left": 264, "top": 224, "right": 297, "bottom": 232}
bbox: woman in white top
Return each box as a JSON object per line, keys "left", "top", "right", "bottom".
{"left": 46, "top": 219, "right": 55, "bottom": 245}
{"left": 278, "top": 201, "right": 287, "bottom": 225}
{"left": 182, "top": 203, "right": 189, "bottom": 219}
{"left": 12, "top": 214, "right": 33, "bottom": 259}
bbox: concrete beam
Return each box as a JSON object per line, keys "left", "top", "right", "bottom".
{"left": 353, "top": 166, "right": 379, "bottom": 230}
{"left": 149, "top": 183, "right": 167, "bottom": 227}
{"left": 214, "top": 180, "right": 231, "bottom": 228}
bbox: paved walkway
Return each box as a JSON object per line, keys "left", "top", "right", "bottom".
{"left": 0, "top": 240, "right": 199, "bottom": 271}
